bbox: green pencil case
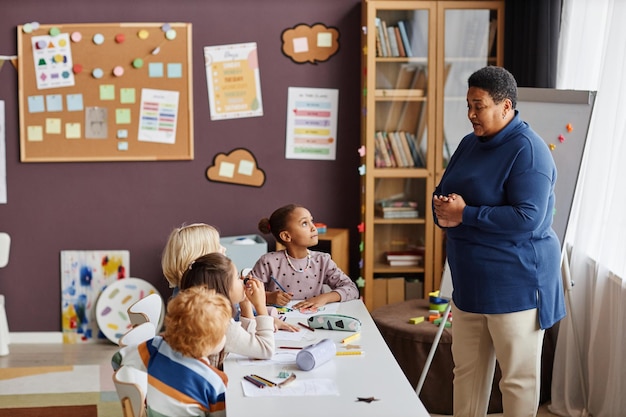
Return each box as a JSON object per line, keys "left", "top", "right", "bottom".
{"left": 307, "top": 314, "right": 361, "bottom": 332}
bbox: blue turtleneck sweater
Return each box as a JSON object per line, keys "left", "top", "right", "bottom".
{"left": 434, "top": 110, "right": 565, "bottom": 329}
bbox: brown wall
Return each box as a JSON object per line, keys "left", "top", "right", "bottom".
{"left": 0, "top": 0, "right": 362, "bottom": 331}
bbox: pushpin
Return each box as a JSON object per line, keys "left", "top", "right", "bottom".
{"left": 358, "top": 145, "right": 366, "bottom": 156}
{"left": 71, "top": 32, "right": 82, "bottom": 42}
{"left": 558, "top": 134, "right": 565, "bottom": 143}
{"left": 115, "top": 33, "right": 125, "bottom": 43}
{"left": 73, "top": 63, "right": 83, "bottom": 74}
{"left": 49, "top": 27, "right": 61, "bottom": 36}
{"left": 566, "top": 123, "right": 573, "bottom": 132}
{"left": 549, "top": 143, "right": 556, "bottom": 151}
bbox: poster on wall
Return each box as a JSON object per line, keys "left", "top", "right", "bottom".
{"left": 204, "top": 42, "right": 263, "bottom": 120}
{"left": 285, "top": 87, "right": 338, "bottom": 160}
{"left": 60, "top": 250, "right": 129, "bottom": 344}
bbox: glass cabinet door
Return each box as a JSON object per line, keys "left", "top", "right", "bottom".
{"left": 439, "top": 5, "right": 504, "bottom": 168}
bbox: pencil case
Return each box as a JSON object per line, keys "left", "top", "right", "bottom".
{"left": 307, "top": 314, "right": 361, "bottom": 332}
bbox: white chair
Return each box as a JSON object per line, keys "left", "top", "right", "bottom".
{"left": 128, "top": 293, "right": 164, "bottom": 329}
{"left": 113, "top": 365, "right": 148, "bottom": 417}
{"left": 0, "top": 232, "right": 10, "bottom": 356}
{"left": 113, "top": 293, "right": 163, "bottom": 416}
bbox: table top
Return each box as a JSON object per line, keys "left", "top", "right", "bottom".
{"left": 223, "top": 299, "right": 430, "bottom": 417}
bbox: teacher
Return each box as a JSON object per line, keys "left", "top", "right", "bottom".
{"left": 432, "top": 66, "right": 565, "bottom": 417}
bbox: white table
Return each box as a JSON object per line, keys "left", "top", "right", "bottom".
{"left": 223, "top": 299, "right": 430, "bottom": 417}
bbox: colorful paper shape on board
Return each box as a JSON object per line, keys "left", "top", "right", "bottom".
{"left": 206, "top": 148, "right": 265, "bottom": 187}
{"left": 60, "top": 250, "right": 129, "bottom": 344}
{"left": 281, "top": 23, "right": 340, "bottom": 64}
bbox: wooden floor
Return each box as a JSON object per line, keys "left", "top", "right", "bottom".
{"left": 0, "top": 342, "right": 560, "bottom": 417}
{"left": 0, "top": 342, "right": 119, "bottom": 368}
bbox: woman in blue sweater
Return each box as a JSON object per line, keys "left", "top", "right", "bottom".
{"left": 433, "top": 66, "right": 565, "bottom": 417}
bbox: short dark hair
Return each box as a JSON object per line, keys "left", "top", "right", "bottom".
{"left": 468, "top": 66, "right": 517, "bottom": 108}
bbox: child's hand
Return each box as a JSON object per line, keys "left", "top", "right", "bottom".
{"left": 245, "top": 278, "right": 268, "bottom": 316}
{"left": 267, "top": 290, "right": 293, "bottom": 306}
{"left": 293, "top": 292, "right": 339, "bottom": 310}
{"left": 273, "top": 318, "right": 300, "bottom": 332}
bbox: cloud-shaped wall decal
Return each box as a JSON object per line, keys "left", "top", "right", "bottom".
{"left": 206, "top": 148, "right": 265, "bottom": 187}
{"left": 281, "top": 23, "right": 340, "bottom": 64}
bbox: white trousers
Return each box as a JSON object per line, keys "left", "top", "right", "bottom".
{"left": 451, "top": 304, "right": 545, "bottom": 417}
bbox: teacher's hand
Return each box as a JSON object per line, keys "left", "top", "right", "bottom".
{"left": 434, "top": 194, "right": 465, "bottom": 227}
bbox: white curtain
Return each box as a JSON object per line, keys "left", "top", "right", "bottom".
{"left": 551, "top": 0, "right": 626, "bottom": 416}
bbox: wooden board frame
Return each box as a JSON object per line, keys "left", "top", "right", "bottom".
{"left": 17, "top": 22, "right": 193, "bottom": 162}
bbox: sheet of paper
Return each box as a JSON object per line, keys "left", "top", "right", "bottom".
{"left": 241, "top": 378, "right": 339, "bottom": 397}
{"left": 279, "top": 300, "right": 340, "bottom": 319}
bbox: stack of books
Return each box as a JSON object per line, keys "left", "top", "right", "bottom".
{"left": 384, "top": 250, "right": 423, "bottom": 267}
{"left": 375, "top": 200, "right": 419, "bottom": 219}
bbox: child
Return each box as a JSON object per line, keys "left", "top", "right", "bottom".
{"left": 114, "top": 286, "right": 231, "bottom": 417}
{"left": 179, "top": 252, "right": 277, "bottom": 368}
{"left": 252, "top": 204, "right": 360, "bottom": 310}
{"left": 161, "top": 223, "right": 223, "bottom": 293}
{"left": 161, "top": 222, "right": 297, "bottom": 334}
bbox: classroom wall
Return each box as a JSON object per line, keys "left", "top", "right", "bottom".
{"left": 0, "top": 0, "right": 363, "bottom": 331}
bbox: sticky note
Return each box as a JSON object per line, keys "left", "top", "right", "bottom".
{"left": 65, "top": 123, "right": 81, "bottom": 139}
{"left": 46, "top": 94, "right": 63, "bottom": 112}
{"left": 45, "top": 118, "right": 62, "bottom": 134}
{"left": 117, "top": 129, "right": 128, "bottom": 139}
{"left": 28, "top": 95, "right": 45, "bottom": 113}
{"left": 317, "top": 32, "right": 332, "bottom": 47}
{"left": 148, "top": 62, "right": 164, "bottom": 78}
{"left": 100, "top": 85, "right": 115, "bottom": 100}
{"left": 293, "top": 37, "right": 309, "bottom": 53}
{"left": 66, "top": 94, "right": 84, "bottom": 111}
{"left": 118, "top": 141, "right": 129, "bottom": 151}
{"left": 218, "top": 161, "right": 235, "bottom": 178}
{"left": 116, "top": 108, "right": 131, "bottom": 124}
{"left": 120, "top": 88, "right": 136, "bottom": 104}
{"left": 27, "top": 125, "right": 43, "bottom": 141}
{"left": 167, "top": 63, "right": 182, "bottom": 78}
{"left": 238, "top": 160, "right": 254, "bottom": 176}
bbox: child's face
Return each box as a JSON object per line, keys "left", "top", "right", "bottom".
{"left": 229, "top": 264, "right": 246, "bottom": 304}
{"left": 284, "top": 207, "right": 319, "bottom": 248}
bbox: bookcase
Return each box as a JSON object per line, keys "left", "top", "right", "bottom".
{"left": 360, "top": 0, "right": 504, "bottom": 310}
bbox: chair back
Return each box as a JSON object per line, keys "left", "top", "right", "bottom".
{"left": 118, "top": 322, "right": 156, "bottom": 347}
{"left": 113, "top": 365, "right": 147, "bottom": 417}
{"left": 128, "top": 293, "right": 163, "bottom": 329}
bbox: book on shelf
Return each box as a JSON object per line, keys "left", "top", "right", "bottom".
{"left": 394, "top": 26, "right": 406, "bottom": 57}
{"left": 388, "top": 259, "right": 421, "bottom": 267}
{"left": 386, "top": 26, "right": 400, "bottom": 57}
{"left": 374, "top": 131, "right": 393, "bottom": 167}
{"left": 385, "top": 250, "right": 424, "bottom": 260}
{"left": 380, "top": 19, "right": 393, "bottom": 59}
{"left": 375, "top": 18, "right": 388, "bottom": 57}
{"left": 397, "top": 20, "right": 412, "bottom": 57}
{"left": 376, "top": 210, "right": 419, "bottom": 219}
{"left": 386, "top": 131, "right": 406, "bottom": 167}
{"left": 377, "top": 199, "right": 417, "bottom": 209}
{"left": 398, "top": 131, "right": 415, "bottom": 167}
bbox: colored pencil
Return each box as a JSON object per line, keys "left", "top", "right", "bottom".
{"left": 298, "top": 322, "right": 315, "bottom": 332}
{"left": 270, "top": 276, "right": 288, "bottom": 293}
{"left": 251, "top": 374, "right": 276, "bottom": 387}
{"left": 279, "top": 346, "right": 303, "bottom": 350}
{"left": 243, "top": 375, "right": 266, "bottom": 388}
{"left": 336, "top": 351, "right": 364, "bottom": 356}
{"left": 341, "top": 332, "right": 361, "bottom": 344}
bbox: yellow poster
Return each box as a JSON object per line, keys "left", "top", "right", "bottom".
{"left": 204, "top": 42, "right": 263, "bottom": 120}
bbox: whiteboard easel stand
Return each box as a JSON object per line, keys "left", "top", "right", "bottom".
{"left": 561, "top": 249, "right": 590, "bottom": 417}
{"left": 415, "top": 301, "right": 451, "bottom": 395}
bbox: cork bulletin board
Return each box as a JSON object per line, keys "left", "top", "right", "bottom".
{"left": 17, "top": 22, "right": 193, "bottom": 162}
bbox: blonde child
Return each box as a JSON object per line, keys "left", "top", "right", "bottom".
{"left": 161, "top": 223, "right": 223, "bottom": 293}
{"left": 252, "top": 204, "right": 360, "bottom": 310}
{"left": 180, "top": 252, "right": 276, "bottom": 368}
{"left": 114, "top": 286, "right": 231, "bottom": 417}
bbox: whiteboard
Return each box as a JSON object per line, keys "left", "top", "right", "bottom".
{"left": 439, "top": 88, "right": 596, "bottom": 298}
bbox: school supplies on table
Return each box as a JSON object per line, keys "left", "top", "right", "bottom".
{"left": 307, "top": 314, "right": 362, "bottom": 332}
{"left": 296, "top": 338, "right": 336, "bottom": 371}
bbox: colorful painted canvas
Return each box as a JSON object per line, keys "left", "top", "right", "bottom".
{"left": 60, "top": 250, "right": 129, "bottom": 343}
